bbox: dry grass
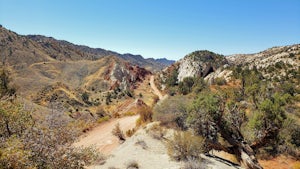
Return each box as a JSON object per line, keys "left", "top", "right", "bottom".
{"left": 259, "top": 155, "right": 300, "bottom": 169}
{"left": 146, "top": 123, "right": 166, "bottom": 140}
{"left": 167, "top": 131, "right": 204, "bottom": 161}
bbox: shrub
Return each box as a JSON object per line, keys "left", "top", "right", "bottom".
{"left": 135, "top": 139, "right": 148, "bottom": 149}
{"left": 153, "top": 95, "right": 190, "bottom": 129}
{"left": 97, "top": 116, "right": 110, "bottom": 123}
{"left": 213, "top": 77, "right": 227, "bottom": 86}
{"left": 126, "top": 160, "right": 139, "bottom": 169}
{"left": 82, "top": 92, "right": 90, "bottom": 104}
{"left": 112, "top": 123, "right": 126, "bottom": 141}
{"left": 167, "top": 131, "right": 204, "bottom": 161}
{"left": 146, "top": 123, "right": 166, "bottom": 140}
{"left": 126, "top": 128, "right": 136, "bottom": 137}
{"left": 136, "top": 106, "right": 152, "bottom": 126}
{"left": 152, "top": 95, "right": 159, "bottom": 105}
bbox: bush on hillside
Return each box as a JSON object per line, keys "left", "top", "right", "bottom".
{"left": 167, "top": 131, "right": 204, "bottom": 161}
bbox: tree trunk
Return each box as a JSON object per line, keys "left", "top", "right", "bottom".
{"left": 218, "top": 128, "right": 263, "bottom": 169}
{"left": 238, "top": 143, "right": 263, "bottom": 169}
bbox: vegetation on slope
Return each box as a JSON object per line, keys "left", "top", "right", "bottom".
{"left": 0, "top": 69, "right": 104, "bottom": 169}
{"left": 154, "top": 50, "right": 300, "bottom": 168}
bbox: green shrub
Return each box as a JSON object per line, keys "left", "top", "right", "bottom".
{"left": 213, "top": 77, "right": 227, "bottom": 85}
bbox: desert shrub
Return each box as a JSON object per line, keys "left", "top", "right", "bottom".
{"left": 146, "top": 123, "right": 166, "bottom": 140}
{"left": 137, "top": 106, "right": 152, "bottom": 126}
{"left": 178, "top": 77, "right": 195, "bottom": 95}
{"left": 97, "top": 116, "right": 110, "bottom": 123}
{"left": 275, "top": 61, "right": 285, "bottom": 69}
{"left": 152, "top": 95, "right": 159, "bottom": 105}
{"left": 0, "top": 136, "right": 33, "bottom": 169}
{"left": 0, "top": 69, "right": 16, "bottom": 98}
{"left": 153, "top": 95, "right": 190, "bottom": 129}
{"left": 126, "top": 128, "right": 136, "bottom": 137}
{"left": 112, "top": 123, "right": 126, "bottom": 141}
{"left": 82, "top": 92, "right": 90, "bottom": 104}
{"left": 192, "top": 77, "right": 207, "bottom": 94}
{"left": 167, "top": 131, "right": 204, "bottom": 161}
{"left": 95, "top": 106, "right": 107, "bottom": 118}
{"left": 112, "top": 112, "right": 120, "bottom": 118}
{"left": 166, "top": 69, "right": 178, "bottom": 87}
{"left": 0, "top": 104, "right": 102, "bottom": 169}
{"left": 213, "top": 77, "right": 227, "bottom": 85}
{"left": 126, "top": 160, "right": 139, "bottom": 169}
{"left": 124, "top": 111, "right": 136, "bottom": 116}
{"left": 135, "top": 139, "right": 148, "bottom": 149}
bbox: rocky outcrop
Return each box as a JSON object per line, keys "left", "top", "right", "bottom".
{"left": 109, "top": 62, "right": 151, "bottom": 91}
{"left": 177, "top": 50, "right": 228, "bottom": 81}
{"left": 227, "top": 44, "right": 300, "bottom": 80}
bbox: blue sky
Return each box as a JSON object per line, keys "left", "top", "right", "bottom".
{"left": 0, "top": 0, "right": 299, "bottom": 60}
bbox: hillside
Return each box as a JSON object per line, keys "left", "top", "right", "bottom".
{"left": 154, "top": 44, "right": 300, "bottom": 169}
{"left": 227, "top": 44, "right": 300, "bottom": 80}
{"left": 159, "top": 45, "right": 300, "bottom": 88}
{"left": 1, "top": 24, "right": 300, "bottom": 169}
{"left": 0, "top": 26, "right": 154, "bottom": 118}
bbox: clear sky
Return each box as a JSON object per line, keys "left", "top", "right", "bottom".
{"left": 0, "top": 0, "right": 299, "bottom": 60}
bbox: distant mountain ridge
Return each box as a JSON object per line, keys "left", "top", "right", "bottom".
{"left": 26, "top": 33, "right": 174, "bottom": 71}
{"left": 0, "top": 26, "right": 173, "bottom": 71}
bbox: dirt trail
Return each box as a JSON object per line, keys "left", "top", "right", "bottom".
{"left": 150, "top": 75, "right": 165, "bottom": 100}
{"left": 73, "top": 115, "right": 139, "bottom": 155}
{"left": 74, "top": 76, "right": 164, "bottom": 156}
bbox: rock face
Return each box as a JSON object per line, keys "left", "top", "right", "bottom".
{"left": 160, "top": 50, "right": 228, "bottom": 83}
{"left": 109, "top": 62, "right": 151, "bottom": 91}
{"left": 160, "top": 44, "right": 300, "bottom": 86}
{"left": 177, "top": 50, "right": 228, "bottom": 81}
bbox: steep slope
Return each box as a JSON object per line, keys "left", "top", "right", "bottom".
{"left": 0, "top": 26, "right": 151, "bottom": 113}
{"left": 227, "top": 44, "right": 300, "bottom": 80}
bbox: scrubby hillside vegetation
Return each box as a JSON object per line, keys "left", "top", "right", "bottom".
{"left": 1, "top": 24, "right": 299, "bottom": 169}
{"left": 154, "top": 45, "right": 300, "bottom": 169}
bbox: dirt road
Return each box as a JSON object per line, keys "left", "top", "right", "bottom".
{"left": 150, "top": 75, "right": 164, "bottom": 100}
{"left": 73, "top": 115, "right": 139, "bottom": 155}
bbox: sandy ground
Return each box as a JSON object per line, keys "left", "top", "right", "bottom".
{"left": 93, "top": 124, "right": 181, "bottom": 169}
{"left": 92, "top": 123, "right": 241, "bottom": 169}
{"left": 73, "top": 115, "right": 139, "bottom": 155}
